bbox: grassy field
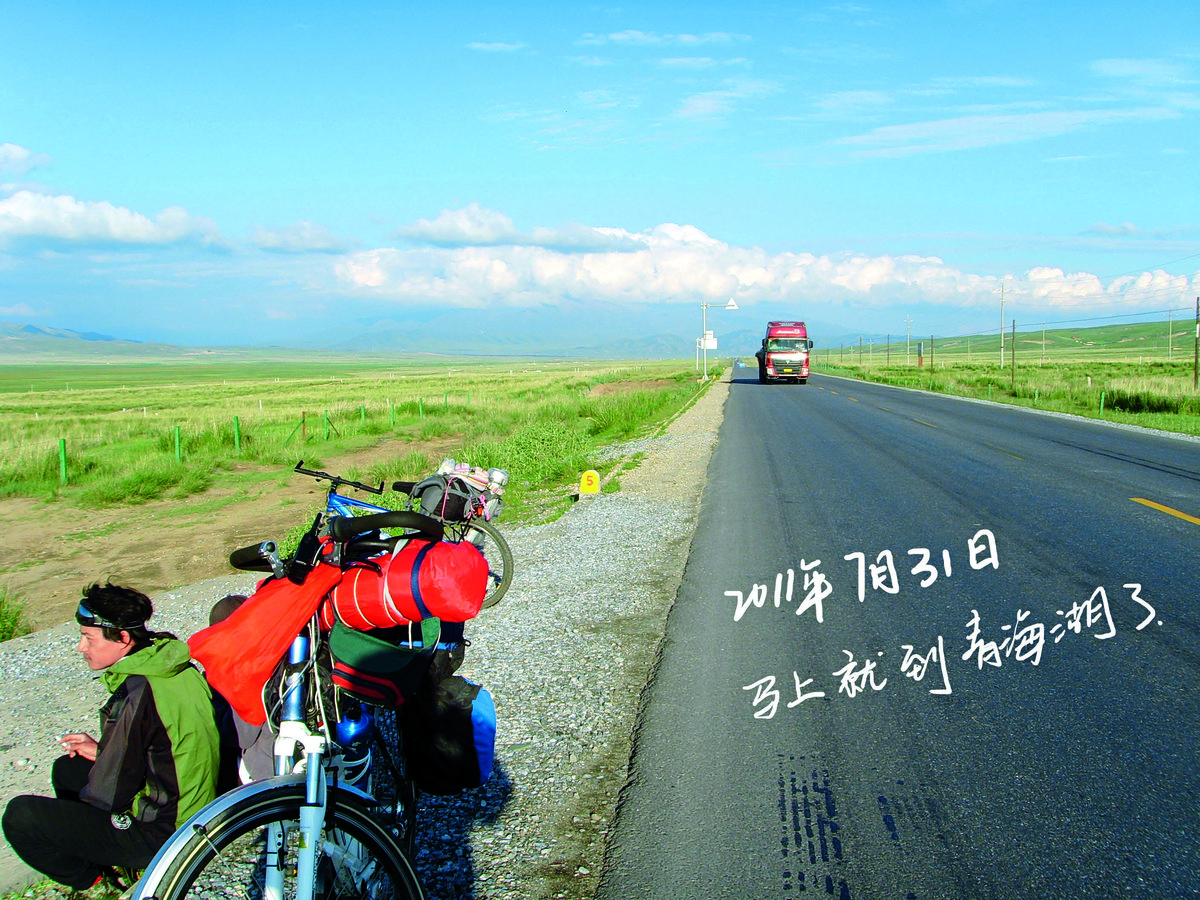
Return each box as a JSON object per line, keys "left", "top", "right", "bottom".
{"left": 0, "top": 356, "right": 714, "bottom": 641}
{"left": 811, "top": 319, "right": 1200, "bottom": 436}
{"left": 0, "top": 357, "right": 707, "bottom": 514}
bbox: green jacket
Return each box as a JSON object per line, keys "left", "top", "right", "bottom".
{"left": 80, "top": 637, "right": 220, "bottom": 839}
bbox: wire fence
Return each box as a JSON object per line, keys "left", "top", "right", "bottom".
{"left": 817, "top": 302, "right": 1199, "bottom": 382}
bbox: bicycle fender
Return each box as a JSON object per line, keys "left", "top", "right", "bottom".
{"left": 132, "top": 776, "right": 375, "bottom": 900}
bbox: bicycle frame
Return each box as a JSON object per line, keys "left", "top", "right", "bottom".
{"left": 133, "top": 626, "right": 345, "bottom": 900}
{"left": 267, "top": 630, "right": 327, "bottom": 900}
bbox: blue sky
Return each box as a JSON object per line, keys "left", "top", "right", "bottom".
{"left": 2, "top": 1, "right": 1198, "bottom": 350}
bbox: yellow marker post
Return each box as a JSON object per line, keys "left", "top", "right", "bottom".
{"left": 579, "top": 470, "right": 600, "bottom": 496}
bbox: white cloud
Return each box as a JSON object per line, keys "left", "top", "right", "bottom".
{"left": 335, "top": 213, "right": 1198, "bottom": 320}
{"left": 835, "top": 107, "right": 1180, "bottom": 158}
{"left": 1090, "top": 58, "right": 1191, "bottom": 86}
{"left": 675, "top": 78, "right": 778, "bottom": 120}
{"left": 576, "top": 89, "right": 621, "bottom": 109}
{"left": 929, "top": 75, "right": 1038, "bottom": 90}
{"left": 567, "top": 55, "right": 614, "bottom": 67}
{"left": 396, "top": 203, "right": 641, "bottom": 252}
{"left": 660, "top": 57, "right": 717, "bottom": 69}
{"left": 1082, "top": 222, "right": 1138, "bottom": 236}
{"left": 814, "top": 90, "right": 892, "bottom": 115}
{"left": 0, "top": 144, "right": 51, "bottom": 175}
{"left": 0, "top": 190, "right": 223, "bottom": 246}
{"left": 398, "top": 204, "right": 520, "bottom": 246}
{"left": 0, "top": 302, "right": 38, "bottom": 317}
{"left": 659, "top": 56, "right": 750, "bottom": 70}
{"left": 467, "top": 41, "right": 527, "bottom": 53}
{"left": 253, "top": 220, "right": 353, "bottom": 254}
{"left": 579, "top": 30, "right": 750, "bottom": 46}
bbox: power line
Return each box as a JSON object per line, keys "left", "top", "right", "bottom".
{"left": 952, "top": 306, "right": 1190, "bottom": 337}
{"left": 1099, "top": 252, "right": 1200, "bottom": 281}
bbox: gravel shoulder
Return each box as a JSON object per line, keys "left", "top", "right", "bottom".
{"left": 0, "top": 376, "right": 729, "bottom": 900}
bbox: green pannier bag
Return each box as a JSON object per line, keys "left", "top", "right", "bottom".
{"left": 329, "top": 618, "right": 440, "bottom": 709}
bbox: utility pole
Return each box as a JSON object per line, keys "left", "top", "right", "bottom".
{"left": 905, "top": 315, "right": 914, "bottom": 365}
{"left": 1011, "top": 319, "right": 1017, "bottom": 390}
{"left": 999, "top": 283, "right": 1006, "bottom": 369}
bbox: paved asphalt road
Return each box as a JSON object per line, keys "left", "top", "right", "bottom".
{"left": 598, "top": 370, "right": 1199, "bottom": 900}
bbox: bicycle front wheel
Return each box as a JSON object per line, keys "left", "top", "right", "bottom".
{"left": 142, "top": 781, "right": 423, "bottom": 900}
{"left": 444, "top": 518, "right": 513, "bottom": 609}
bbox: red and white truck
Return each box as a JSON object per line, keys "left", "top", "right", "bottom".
{"left": 755, "top": 321, "right": 813, "bottom": 384}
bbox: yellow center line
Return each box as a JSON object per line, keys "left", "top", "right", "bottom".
{"left": 1131, "top": 498, "right": 1200, "bottom": 525}
{"left": 849, "top": 397, "right": 859, "bottom": 402}
{"left": 912, "top": 418, "right": 936, "bottom": 428}
{"left": 981, "top": 443, "right": 1024, "bottom": 460}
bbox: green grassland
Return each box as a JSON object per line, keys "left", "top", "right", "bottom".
{"left": 0, "top": 357, "right": 708, "bottom": 517}
{"left": 812, "top": 319, "right": 1199, "bottom": 436}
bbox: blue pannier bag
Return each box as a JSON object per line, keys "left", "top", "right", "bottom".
{"left": 403, "top": 672, "right": 496, "bottom": 795}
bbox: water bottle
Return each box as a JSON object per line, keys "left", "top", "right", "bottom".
{"left": 335, "top": 707, "right": 373, "bottom": 789}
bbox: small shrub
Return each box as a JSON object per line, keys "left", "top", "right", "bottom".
{"left": 0, "top": 586, "right": 31, "bottom": 642}
{"left": 78, "top": 458, "right": 201, "bottom": 507}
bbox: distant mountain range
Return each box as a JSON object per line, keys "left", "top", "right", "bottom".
{"left": 0, "top": 311, "right": 856, "bottom": 360}
{"left": 0, "top": 322, "right": 187, "bottom": 357}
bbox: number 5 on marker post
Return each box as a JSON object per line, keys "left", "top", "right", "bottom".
{"left": 579, "top": 470, "right": 600, "bottom": 495}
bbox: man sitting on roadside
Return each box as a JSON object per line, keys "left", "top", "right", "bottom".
{"left": 1, "top": 582, "right": 220, "bottom": 892}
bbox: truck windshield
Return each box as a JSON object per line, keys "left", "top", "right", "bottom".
{"left": 767, "top": 338, "right": 807, "bottom": 352}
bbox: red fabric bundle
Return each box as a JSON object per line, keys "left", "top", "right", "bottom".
{"left": 318, "top": 564, "right": 403, "bottom": 631}
{"left": 188, "top": 563, "right": 343, "bottom": 726}
{"left": 318, "top": 539, "right": 488, "bottom": 631}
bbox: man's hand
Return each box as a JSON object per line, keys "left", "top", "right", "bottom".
{"left": 60, "top": 733, "right": 99, "bottom": 761}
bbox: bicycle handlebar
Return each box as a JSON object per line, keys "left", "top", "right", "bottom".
{"left": 229, "top": 541, "right": 285, "bottom": 576}
{"left": 327, "top": 510, "right": 444, "bottom": 544}
{"left": 294, "top": 460, "right": 383, "bottom": 495}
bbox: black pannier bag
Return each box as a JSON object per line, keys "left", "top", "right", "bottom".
{"left": 412, "top": 474, "right": 473, "bottom": 521}
{"left": 402, "top": 650, "right": 496, "bottom": 795}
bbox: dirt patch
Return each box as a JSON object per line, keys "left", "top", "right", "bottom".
{"left": 587, "top": 379, "right": 675, "bottom": 397}
{"left": 1, "top": 438, "right": 460, "bottom": 632}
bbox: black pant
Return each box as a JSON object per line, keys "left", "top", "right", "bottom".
{"left": 1, "top": 756, "right": 162, "bottom": 890}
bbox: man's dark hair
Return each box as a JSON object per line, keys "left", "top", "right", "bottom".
{"left": 209, "top": 594, "right": 247, "bottom": 627}
{"left": 81, "top": 582, "right": 154, "bottom": 645}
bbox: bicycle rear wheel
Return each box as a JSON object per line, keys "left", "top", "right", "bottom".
{"left": 141, "top": 782, "right": 423, "bottom": 900}
{"left": 444, "top": 518, "right": 513, "bottom": 609}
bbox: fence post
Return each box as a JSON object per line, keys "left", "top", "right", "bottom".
{"left": 419, "top": 398, "right": 424, "bottom": 419}
{"left": 1099, "top": 391, "right": 1106, "bottom": 416}
{"left": 324, "top": 411, "right": 330, "bottom": 441}
{"left": 284, "top": 416, "right": 303, "bottom": 446}
{"left": 174, "top": 426, "right": 182, "bottom": 462}
{"left": 58, "top": 438, "right": 68, "bottom": 486}
{"left": 1193, "top": 296, "right": 1198, "bottom": 392}
{"left": 233, "top": 416, "right": 241, "bottom": 453}
{"left": 389, "top": 399, "right": 395, "bottom": 427}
